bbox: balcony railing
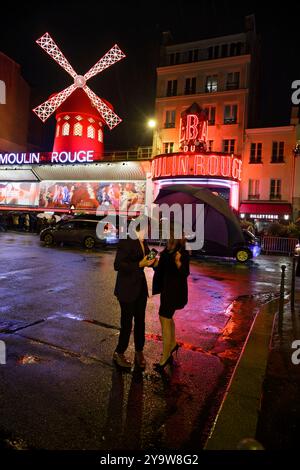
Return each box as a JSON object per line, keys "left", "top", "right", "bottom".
{"left": 164, "top": 122, "right": 176, "bottom": 128}
{"left": 102, "top": 147, "right": 152, "bottom": 161}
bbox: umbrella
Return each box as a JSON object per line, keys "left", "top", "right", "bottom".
{"left": 37, "top": 213, "right": 61, "bottom": 222}
{"left": 153, "top": 184, "right": 244, "bottom": 248}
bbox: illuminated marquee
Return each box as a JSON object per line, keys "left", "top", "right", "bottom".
{"left": 151, "top": 153, "right": 242, "bottom": 182}
{"left": 179, "top": 103, "right": 208, "bottom": 152}
{"left": 0, "top": 150, "right": 95, "bottom": 165}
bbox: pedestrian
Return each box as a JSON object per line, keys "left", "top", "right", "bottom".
{"left": 152, "top": 225, "right": 190, "bottom": 371}
{"left": 24, "top": 213, "right": 30, "bottom": 232}
{"left": 113, "top": 219, "right": 156, "bottom": 370}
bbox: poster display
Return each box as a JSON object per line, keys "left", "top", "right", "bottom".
{"left": 0, "top": 183, "right": 39, "bottom": 206}
{"left": 38, "top": 181, "right": 146, "bottom": 211}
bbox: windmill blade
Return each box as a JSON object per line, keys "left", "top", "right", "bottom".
{"left": 33, "top": 84, "right": 76, "bottom": 122}
{"left": 84, "top": 44, "right": 125, "bottom": 82}
{"left": 36, "top": 32, "right": 77, "bottom": 79}
{"left": 83, "top": 85, "right": 122, "bottom": 129}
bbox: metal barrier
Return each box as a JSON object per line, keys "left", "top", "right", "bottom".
{"left": 102, "top": 146, "right": 152, "bottom": 161}
{"left": 262, "top": 237, "right": 298, "bottom": 256}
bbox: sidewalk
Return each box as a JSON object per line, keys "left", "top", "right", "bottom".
{"left": 256, "top": 285, "right": 300, "bottom": 449}
{"left": 205, "top": 274, "right": 300, "bottom": 450}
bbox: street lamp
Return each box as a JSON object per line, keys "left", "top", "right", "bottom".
{"left": 147, "top": 119, "right": 156, "bottom": 129}
{"left": 147, "top": 119, "right": 163, "bottom": 156}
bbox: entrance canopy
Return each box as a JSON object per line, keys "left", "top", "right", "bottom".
{"left": 240, "top": 202, "right": 292, "bottom": 218}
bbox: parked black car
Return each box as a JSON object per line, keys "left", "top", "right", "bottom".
{"left": 192, "top": 229, "right": 261, "bottom": 262}
{"left": 40, "top": 218, "right": 117, "bottom": 249}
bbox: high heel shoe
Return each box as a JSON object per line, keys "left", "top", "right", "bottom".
{"left": 153, "top": 355, "right": 173, "bottom": 372}
{"left": 170, "top": 343, "right": 180, "bottom": 357}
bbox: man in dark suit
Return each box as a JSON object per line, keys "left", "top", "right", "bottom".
{"left": 113, "top": 223, "right": 155, "bottom": 369}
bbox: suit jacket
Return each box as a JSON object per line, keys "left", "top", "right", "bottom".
{"left": 114, "top": 238, "right": 150, "bottom": 303}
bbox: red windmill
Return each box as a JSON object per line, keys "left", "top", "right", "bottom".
{"left": 33, "top": 33, "right": 125, "bottom": 158}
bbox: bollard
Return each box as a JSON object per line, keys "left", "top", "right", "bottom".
{"left": 278, "top": 264, "right": 286, "bottom": 333}
{"left": 291, "top": 256, "right": 296, "bottom": 312}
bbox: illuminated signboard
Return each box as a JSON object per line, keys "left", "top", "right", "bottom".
{"left": 179, "top": 103, "right": 208, "bottom": 152}
{"left": 0, "top": 150, "right": 97, "bottom": 165}
{"left": 151, "top": 153, "right": 242, "bottom": 182}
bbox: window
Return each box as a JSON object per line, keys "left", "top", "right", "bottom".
{"left": 163, "top": 142, "right": 174, "bottom": 153}
{"left": 62, "top": 122, "right": 70, "bottom": 136}
{"left": 229, "top": 42, "right": 243, "bottom": 56}
{"left": 248, "top": 179, "right": 260, "bottom": 200}
{"left": 270, "top": 179, "right": 282, "bottom": 200}
{"left": 188, "top": 49, "right": 199, "bottom": 62}
{"left": 271, "top": 141, "right": 284, "bottom": 162}
{"left": 185, "top": 77, "right": 196, "bottom": 94}
{"left": 226, "top": 72, "right": 240, "bottom": 90}
{"left": 224, "top": 104, "right": 238, "bottom": 124}
{"left": 250, "top": 143, "right": 262, "bottom": 163}
{"left": 98, "top": 129, "right": 103, "bottom": 142}
{"left": 207, "top": 140, "right": 214, "bottom": 151}
{"left": 73, "top": 122, "right": 83, "bottom": 136}
{"left": 75, "top": 115, "right": 83, "bottom": 121}
{"left": 204, "top": 106, "right": 216, "bottom": 125}
{"left": 166, "top": 80, "right": 177, "bottom": 97}
{"left": 221, "top": 44, "right": 228, "bottom": 57}
{"left": 164, "top": 110, "right": 176, "bottom": 128}
{"left": 205, "top": 75, "right": 218, "bottom": 93}
{"left": 223, "top": 139, "right": 235, "bottom": 153}
{"left": 63, "top": 115, "right": 70, "bottom": 120}
{"left": 169, "top": 52, "right": 180, "bottom": 65}
{"left": 56, "top": 125, "right": 60, "bottom": 137}
{"left": 213, "top": 45, "right": 219, "bottom": 59}
{"left": 87, "top": 125, "right": 95, "bottom": 139}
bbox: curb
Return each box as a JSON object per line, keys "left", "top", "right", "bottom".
{"left": 204, "top": 298, "right": 278, "bottom": 450}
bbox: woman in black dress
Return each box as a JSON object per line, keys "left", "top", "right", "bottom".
{"left": 152, "top": 231, "right": 190, "bottom": 370}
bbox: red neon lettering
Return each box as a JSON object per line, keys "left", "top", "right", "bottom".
{"left": 186, "top": 114, "right": 199, "bottom": 140}
{"left": 162, "top": 157, "right": 172, "bottom": 177}
{"left": 177, "top": 155, "right": 189, "bottom": 175}
{"left": 194, "top": 155, "right": 206, "bottom": 175}
{"left": 155, "top": 158, "right": 162, "bottom": 178}
{"left": 209, "top": 155, "right": 219, "bottom": 175}
{"left": 221, "top": 156, "right": 231, "bottom": 177}
{"left": 232, "top": 158, "right": 242, "bottom": 181}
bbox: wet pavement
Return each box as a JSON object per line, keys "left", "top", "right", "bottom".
{"left": 0, "top": 232, "right": 294, "bottom": 450}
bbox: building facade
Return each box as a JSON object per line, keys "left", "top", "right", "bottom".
{"left": 151, "top": 18, "right": 300, "bottom": 224}
{"left": 0, "top": 52, "right": 30, "bottom": 152}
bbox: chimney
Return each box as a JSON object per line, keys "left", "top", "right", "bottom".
{"left": 290, "top": 105, "right": 300, "bottom": 125}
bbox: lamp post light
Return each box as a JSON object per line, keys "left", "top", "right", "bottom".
{"left": 147, "top": 119, "right": 162, "bottom": 156}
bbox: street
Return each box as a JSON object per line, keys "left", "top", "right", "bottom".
{"left": 0, "top": 232, "right": 293, "bottom": 450}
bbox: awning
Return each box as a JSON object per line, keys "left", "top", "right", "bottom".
{"left": 240, "top": 202, "right": 292, "bottom": 215}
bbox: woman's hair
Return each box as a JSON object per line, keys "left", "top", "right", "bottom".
{"left": 167, "top": 222, "right": 186, "bottom": 251}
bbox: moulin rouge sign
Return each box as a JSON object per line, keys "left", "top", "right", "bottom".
{"left": 0, "top": 150, "right": 97, "bottom": 165}
{"left": 152, "top": 103, "right": 242, "bottom": 182}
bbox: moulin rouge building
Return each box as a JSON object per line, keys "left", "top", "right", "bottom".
{"left": 0, "top": 34, "right": 152, "bottom": 215}
{"left": 151, "top": 16, "right": 300, "bottom": 225}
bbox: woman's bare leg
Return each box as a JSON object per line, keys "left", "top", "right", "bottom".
{"left": 159, "top": 316, "right": 172, "bottom": 364}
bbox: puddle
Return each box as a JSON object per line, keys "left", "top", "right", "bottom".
{"left": 47, "top": 312, "right": 84, "bottom": 321}
{"left": 17, "top": 355, "right": 41, "bottom": 365}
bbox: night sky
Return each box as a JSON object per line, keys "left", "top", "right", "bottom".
{"left": 0, "top": 0, "right": 299, "bottom": 151}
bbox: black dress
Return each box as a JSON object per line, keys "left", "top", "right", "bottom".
{"left": 152, "top": 247, "right": 190, "bottom": 318}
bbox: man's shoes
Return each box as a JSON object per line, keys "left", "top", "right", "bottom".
{"left": 134, "top": 351, "right": 146, "bottom": 370}
{"left": 113, "top": 352, "right": 132, "bottom": 369}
